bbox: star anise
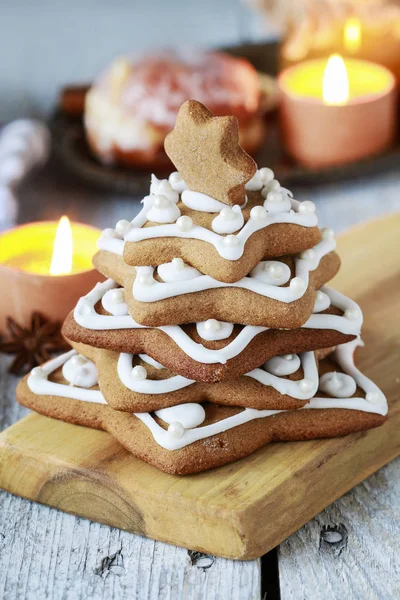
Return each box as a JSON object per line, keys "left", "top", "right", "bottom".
{"left": 0, "top": 312, "right": 70, "bottom": 375}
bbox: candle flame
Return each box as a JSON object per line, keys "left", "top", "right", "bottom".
{"left": 50, "top": 216, "right": 73, "bottom": 275}
{"left": 323, "top": 55, "right": 349, "bottom": 105}
{"left": 344, "top": 17, "right": 361, "bottom": 54}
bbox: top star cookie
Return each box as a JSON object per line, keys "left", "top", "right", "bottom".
{"left": 165, "top": 100, "right": 257, "bottom": 205}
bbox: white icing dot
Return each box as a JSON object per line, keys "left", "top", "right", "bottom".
{"left": 298, "top": 201, "right": 316, "bottom": 214}
{"left": 150, "top": 176, "right": 179, "bottom": 203}
{"left": 245, "top": 172, "right": 263, "bottom": 191}
{"left": 172, "top": 257, "right": 185, "bottom": 270}
{"left": 156, "top": 403, "right": 206, "bottom": 429}
{"left": 221, "top": 207, "right": 236, "bottom": 220}
{"left": 212, "top": 205, "right": 244, "bottom": 234}
{"left": 62, "top": 355, "right": 98, "bottom": 388}
{"left": 102, "top": 228, "right": 119, "bottom": 238}
{"left": 319, "top": 371, "right": 357, "bottom": 398}
{"left": 250, "top": 261, "right": 291, "bottom": 286}
{"left": 266, "top": 190, "right": 283, "bottom": 204}
{"left": 223, "top": 234, "right": 240, "bottom": 247}
{"left": 154, "top": 194, "right": 170, "bottom": 209}
{"left": 322, "top": 227, "right": 334, "bottom": 240}
{"left": 158, "top": 260, "right": 201, "bottom": 282}
{"left": 299, "top": 378, "right": 314, "bottom": 393}
{"left": 137, "top": 273, "right": 154, "bottom": 286}
{"left": 313, "top": 290, "right": 331, "bottom": 313}
{"left": 147, "top": 195, "right": 181, "bottom": 223}
{"left": 250, "top": 205, "right": 267, "bottom": 221}
{"left": 261, "top": 179, "right": 281, "bottom": 198}
{"left": 115, "top": 219, "right": 131, "bottom": 236}
{"left": 300, "top": 249, "right": 316, "bottom": 260}
{"left": 167, "top": 421, "right": 185, "bottom": 438}
{"left": 157, "top": 180, "right": 179, "bottom": 203}
{"left": 259, "top": 167, "right": 274, "bottom": 184}
{"left": 30, "top": 366, "right": 46, "bottom": 379}
{"left": 176, "top": 215, "right": 193, "bottom": 231}
{"left": 131, "top": 365, "right": 147, "bottom": 381}
{"left": 204, "top": 319, "right": 221, "bottom": 332}
{"left": 366, "top": 391, "right": 384, "bottom": 404}
{"left": 345, "top": 308, "right": 360, "bottom": 321}
{"left": 290, "top": 277, "right": 306, "bottom": 291}
{"left": 169, "top": 171, "right": 182, "bottom": 184}
{"left": 110, "top": 288, "right": 125, "bottom": 304}
{"left": 264, "top": 354, "right": 301, "bottom": 376}
{"left": 168, "top": 171, "right": 187, "bottom": 193}
{"left": 264, "top": 190, "right": 291, "bottom": 214}
{"left": 196, "top": 320, "right": 234, "bottom": 341}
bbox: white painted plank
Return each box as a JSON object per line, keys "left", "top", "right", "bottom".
{"left": 0, "top": 357, "right": 261, "bottom": 600}
{"left": 279, "top": 458, "right": 400, "bottom": 600}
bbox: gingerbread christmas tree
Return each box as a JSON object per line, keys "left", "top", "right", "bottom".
{"left": 17, "top": 100, "right": 387, "bottom": 475}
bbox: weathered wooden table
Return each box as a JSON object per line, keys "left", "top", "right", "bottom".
{"left": 0, "top": 160, "right": 399, "bottom": 599}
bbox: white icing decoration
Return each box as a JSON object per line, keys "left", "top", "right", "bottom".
{"left": 155, "top": 403, "right": 206, "bottom": 429}
{"left": 168, "top": 171, "right": 187, "bottom": 194}
{"left": 319, "top": 371, "right": 357, "bottom": 398}
{"left": 167, "top": 421, "right": 185, "bottom": 438}
{"left": 135, "top": 339, "right": 387, "bottom": 450}
{"left": 131, "top": 365, "right": 147, "bottom": 381}
{"left": 263, "top": 190, "right": 291, "bottom": 214}
{"left": 62, "top": 355, "right": 98, "bottom": 388}
{"left": 146, "top": 194, "right": 181, "bottom": 223}
{"left": 261, "top": 179, "right": 281, "bottom": 197}
{"left": 181, "top": 190, "right": 247, "bottom": 213}
{"left": 212, "top": 205, "right": 244, "bottom": 234}
{"left": 245, "top": 172, "right": 263, "bottom": 191}
{"left": 196, "top": 320, "right": 234, "bottom": 341}
{"left": 115, "top": 219, "right": 131, "bottom": 236}
{"left": 150, "top": 175, "right": 179, "bottom": 203}
{"left": 118, "top": 353, "right": 195, "bottom": 394}
{"left": 176, "top": 215, "right": 193, "bottom": 231}
{"left": 264, "top": 354, "right": 301, "bottom": 376}
{"left": 303, "top": 286, "right": 363, "bottom": 333}
{"left": 101, "top": 288, "right": 128, "bottom": 316}
{"left": 132, "top": 237, "right": 335, "bottom": 303}
{"left": 27, "top": 340, "right": 387, "bottom": 452}
{"left": 250, "top": 261, "right": 291, "bottom": 286}
{"left": 157, "top": 259, "right": 201, "bottom": 283}
{"left": 313, "top": 290, "right": 331, "bottom": 313}
{"left": 27, "top": 350, "right": 105, "bottom": 403}
{"left": 246, "top": 352, "right": 318, "bottom": 400}
{"left": 109, "top": 191, "right": 318, "bottom": 262}
{"left": 74, "top": 281, "right": 363, "bottom": 366}
{"left": 138, "top": 354, "right": 164, "bottom": 369}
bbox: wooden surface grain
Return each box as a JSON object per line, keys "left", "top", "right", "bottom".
{"left": 0, "top": 161, "right": 400, "bottom": 598}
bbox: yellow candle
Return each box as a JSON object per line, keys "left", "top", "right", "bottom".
{"left": 0, "top": 218, "right": 102, "bottom": 329}
{"left": 278, "top": 55, "right": 397, "bottom": 168}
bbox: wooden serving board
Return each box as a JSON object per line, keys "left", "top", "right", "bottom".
{"left": 0, "top": 214, "right": 399, "bottom": 560}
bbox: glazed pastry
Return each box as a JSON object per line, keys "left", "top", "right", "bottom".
{"left": 84, "top": 50, "right": 266, "bottom": 169}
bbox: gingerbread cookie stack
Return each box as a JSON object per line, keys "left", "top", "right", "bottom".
{"left": 17, "top": 101, "right": 388, "bottom": 475}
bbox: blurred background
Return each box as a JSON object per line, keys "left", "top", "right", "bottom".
{"left": 1, "top": 0, "right": 400, "bottom": 236}
{"left": 0, "top": 0, "right": 272, "bottom": 120}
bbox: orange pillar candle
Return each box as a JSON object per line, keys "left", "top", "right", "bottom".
{"left": 0, "top": 218, "right": 102, "bottom": 330}
{"left": 278, "top": 55, "right": 397, "bottom": 168}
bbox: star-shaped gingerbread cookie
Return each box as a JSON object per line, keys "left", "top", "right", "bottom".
{"left": 164, "top": 100, "right": 257, "bottom": 205}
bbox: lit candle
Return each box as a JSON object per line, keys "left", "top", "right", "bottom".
{"left": 0, "top": 217, "right": 102, "bottom": 329}
{"left": 278, "top": 54, "right": 397, "bottom": 168}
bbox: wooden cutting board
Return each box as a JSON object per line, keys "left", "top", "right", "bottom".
{"left": 0, "top": 214, "right": 399, "bottom": 560}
